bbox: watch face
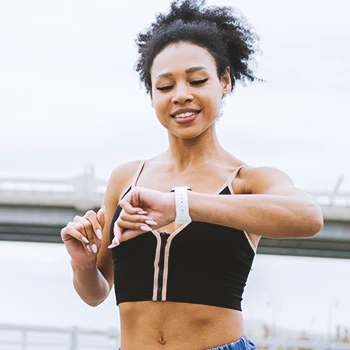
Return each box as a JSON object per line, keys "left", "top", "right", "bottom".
{"left": 171, "top": 186, "right": 192, "bottom": 192}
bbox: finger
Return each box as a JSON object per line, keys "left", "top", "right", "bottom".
{"left": 74, "top": 216, "right": 98, "bottom": 254}
{"left": 84, "top": 210, "right": 103, "bottom": 241}
{"left": 97, "top": 206, "right": 106, "bottom": 231}
{"left": 61, "top": 222, "right": 90, "bottom": 245}
{"left": 108, "top": 222, "right": 122, "bottom": 249}
{"left": 119, "top": 201, "right": 146, "bottom": 215}
{"left": 85, "top": 243, "right": 92, "bottom": 253}
{"left": 116, "top": 217, "right": 153, "bottom": 232}
{"left": 119, "top": 210, "right": 157, "bottom": 226}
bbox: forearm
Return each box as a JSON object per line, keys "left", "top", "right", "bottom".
{"left": 71, "top": 259, "right": 111, "bottom": 307}
{"left": 188, "top": 192, "right": 323, "bottom": 238}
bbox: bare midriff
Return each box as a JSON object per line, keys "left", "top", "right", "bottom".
{"left": 119, "top": 301, "right": 244, "bottom": 350}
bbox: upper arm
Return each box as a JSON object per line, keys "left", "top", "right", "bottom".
{"left": 96, "top": 160, "right": 142, "bottom": 290}
{"left": 241, "top": 166, "right": 323, "bottom": 239}
{"left": 243, "top": 166, "right": 314, "bottom": 200}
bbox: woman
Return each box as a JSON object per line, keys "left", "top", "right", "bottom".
{"left": 61, "top": 1, "right": 323, "bottom": 349}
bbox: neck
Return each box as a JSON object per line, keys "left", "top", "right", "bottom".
{"left": 164, "top": 124, "right": 227, "bottom": 171}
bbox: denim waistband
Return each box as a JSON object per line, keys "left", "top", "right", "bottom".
{"left": 207, "top": 334, "right": 257, "bottom": 350}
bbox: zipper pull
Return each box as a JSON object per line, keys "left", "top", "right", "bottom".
{"left": 160, "top": 232, "right": 170, "bottom": 243}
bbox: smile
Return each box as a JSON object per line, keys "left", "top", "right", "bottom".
{"left": 174, "top": 112, "right": 197, "bottom": 119}
{"left": 171, "top": 111, "right": 200, "bottom": 124}
{"left": 170, "top": 108, "right": 202, "bottom": 118}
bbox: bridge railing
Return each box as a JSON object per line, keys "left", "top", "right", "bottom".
{"left": 310, "top": 192, "right": 350, "bottom": 207}
{"left": 0, "top": 165, "right": 105, "bottom": 210}
{"left": 1, "top": 323, "right": 350, "bottom": 350}
{"left": 0, "top": 323, "right": 119, "bottom": 350}
{"left": 0, "top": 167, "right": 349, "bottom": 215}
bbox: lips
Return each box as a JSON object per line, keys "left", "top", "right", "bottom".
{"left": 172, "top": 111, "right": 200, "bottom": 124}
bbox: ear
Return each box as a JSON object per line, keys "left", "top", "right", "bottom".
{"left": 221, "top": 67, "right": 231, "bottom": 95}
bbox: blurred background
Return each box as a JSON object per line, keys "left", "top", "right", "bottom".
{"left": 0, "top": 0, "right": 349, "bottom": 349}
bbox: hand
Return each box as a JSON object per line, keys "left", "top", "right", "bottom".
{"left": 109, "top": 187, "right": 175, "bottom": 246}
{"left": 61, "top": 207, "right": 106, "bottom": 265}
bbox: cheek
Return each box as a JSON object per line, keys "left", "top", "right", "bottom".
{"left": 153, "top": 95, "right": 168, "bottom": 112}
{"left": 204, "top": 93, "right": 221, "bottom": 114}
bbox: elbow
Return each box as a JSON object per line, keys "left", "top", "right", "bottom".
{"left": 302, "top": 204, "right": 324, "bottom": 238}
{"left": 74, "top": 286, "right": 110, "bottom": 307}
{"left": 84, "top": 296, "right": 107, "bottom": 307}
{"left": 86, "top": 300, "right": 103, "bottom": 307}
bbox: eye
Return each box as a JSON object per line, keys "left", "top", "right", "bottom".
{"left": 157, "top": 85, "right": 173, "bottom": 91}
{"left": 190, "top": 78, "right": 208, "bottom": 86}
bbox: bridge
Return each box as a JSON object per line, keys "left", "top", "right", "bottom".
{"left": 0, "top": 167, "right": 349, "bottom": 259}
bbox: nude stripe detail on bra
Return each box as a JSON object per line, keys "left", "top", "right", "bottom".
{"left": 152, "top": 231, "right": 162, "bottom": 301}
{"left": 161, "top": 223, "right": 191, "bottom": 300}
{"left": 243, "top": 231, "right": 258, "bottom": 253}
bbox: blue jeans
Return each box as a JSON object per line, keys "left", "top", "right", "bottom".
{"left": 119, "top": 334, "right": 257, "bottom": 350}
{"left": 207, "top": 334, "right": 257, "bottom": 350}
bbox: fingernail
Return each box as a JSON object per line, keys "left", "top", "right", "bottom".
{"left": 86, "top": 245, "right": 92, "bottom": 253}
{"left": 82, "top": 236, "right": 89, "bottom": 244}
{"left": 107, "top": 237, "right": 120, "bottom": 249}
{"left": 96, "top": 229, "right": 102, "bottom": 240}
{"left": 145, "top": 220, "right": 157, "bottom": 226}
{"left": 91, "top": 244, "right": 97, "bottom": 254}
{"left": 138, "top": 211, "right": 148, "bottom": 215}
{"left": 140, "top": 225, "right": 152, "bottom": 232}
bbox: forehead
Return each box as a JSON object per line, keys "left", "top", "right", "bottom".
{"left": 151, "top": 42, "right": 217, "bottom": 79}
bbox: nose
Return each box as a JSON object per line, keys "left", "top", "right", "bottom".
{"left": 171, "top": 83, "right": 194, "bottom": 104}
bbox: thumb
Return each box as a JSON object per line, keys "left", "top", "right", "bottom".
{"left": 97, "top": 206, "right": 106, "bottom": 229}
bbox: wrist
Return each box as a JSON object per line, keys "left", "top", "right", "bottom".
{"left": 169, "top": 193, "right": 176, "bottom": 222}
{"left": 71, "top": 258, "right": 97, "bottom": 271}
{"left": 187, "top": 190, "right": 194, "bottom": 220}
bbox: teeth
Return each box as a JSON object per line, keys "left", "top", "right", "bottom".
{"left": 174, "top": 112, "right": 196, "bottom": 119}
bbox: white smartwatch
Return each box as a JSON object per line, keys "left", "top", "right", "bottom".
{"left": 170, "top": 186, "right": 192, "bottom": 224}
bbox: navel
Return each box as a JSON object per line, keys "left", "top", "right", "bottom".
{"left": 158, "top": 335, "right": 167, "bottom": 345}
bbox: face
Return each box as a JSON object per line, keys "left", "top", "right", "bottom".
{"left": 150, "top": 42, "right": 231, "bottom": 139}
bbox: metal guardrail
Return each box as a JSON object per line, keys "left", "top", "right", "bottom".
{"left": 1, "top": 323, "right": 350, "bottom": 350}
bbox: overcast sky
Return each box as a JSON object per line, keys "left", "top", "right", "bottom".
{"left": 0, "top": 0, "right": 349, "bottom": 339}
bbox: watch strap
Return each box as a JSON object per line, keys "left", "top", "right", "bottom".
{"left": 171, "top": 186, "right": 192, "bottom": 224}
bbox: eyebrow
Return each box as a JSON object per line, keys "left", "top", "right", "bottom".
{"left": 155, "top": 66, "right": 208, "bottom": 80}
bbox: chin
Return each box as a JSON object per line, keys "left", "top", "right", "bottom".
{"left": 173, "top": 130, "right": 204, "bottom": 140}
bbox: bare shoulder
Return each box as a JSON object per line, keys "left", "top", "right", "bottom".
{"left": 239, "top": 165, "right": 308, "bottom": 197}
{"left": 104, "top": 160, "right": 143, "bottom": 203}
{"left": 108, "top": 160, "right": 143, "bottom": 187}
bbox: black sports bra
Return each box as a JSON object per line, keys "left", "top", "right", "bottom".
{"left": 109, "top": 161, "right": 256, "bottom": 311}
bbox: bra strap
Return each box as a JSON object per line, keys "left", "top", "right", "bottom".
{"left": 130, "top": 159, "right": 146, "bottom": 187}
{"left": 226, "top": 165, "right": 246, "bottom": 183}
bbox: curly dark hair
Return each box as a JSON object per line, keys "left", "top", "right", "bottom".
{"left": 135, "top": 0, "right": 261, "bottom": 94}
